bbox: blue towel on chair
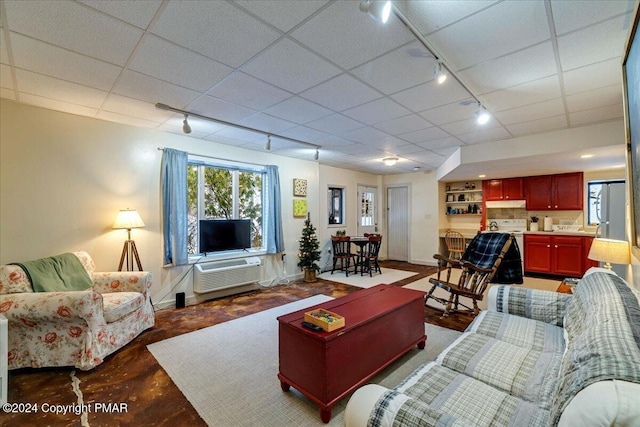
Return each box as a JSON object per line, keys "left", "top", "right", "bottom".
{"left": 462, "top": 232, "right": 523, "bottom": 284}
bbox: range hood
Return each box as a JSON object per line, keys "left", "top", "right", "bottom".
{"left": 485, "top": 200, "right": 527, "bottom": 209}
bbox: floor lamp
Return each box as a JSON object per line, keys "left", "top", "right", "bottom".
{"left": 113, "top": 209, "right": 145, "bottom": 271}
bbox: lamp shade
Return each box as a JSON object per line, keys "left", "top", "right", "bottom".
{"left": 113, "top": 209, "right": 145, "bottom": 230}
{"left": 588, "top": 238, "right": 630, "bottom": 268}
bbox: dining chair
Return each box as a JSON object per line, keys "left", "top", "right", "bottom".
{"left": 444, "top": 230, "right": 466, "bottom": 260}
{"left": 330, "top": 235, "right": 356, "bottom": 276}
{"left": 360, "top": 234, "right": 382, "bottom": 277}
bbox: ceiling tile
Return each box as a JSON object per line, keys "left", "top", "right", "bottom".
{"left": 263, "top": 96, "right": 333, "bottom": 124}
{"left": 1, "top": 87, "right": 17, "bottom": 100}
{"left": 566, "top": 84, "right": 622, "bottom": 113}
{"left": 419, "top": 99, "right": 477, "bottom": 126}
{"left": 482, "top": 75, "right": 562, "bottom": 111}
{"left": 562, "top": 58, "right": 621, "bottom": 95}
{"left": 113, "top": 70, "right": 200, "bottom": 107}
{"left": 457, "top": 126, "right": 511, "bottom": 144}
{"left": 4, "top": 0, "right": 142, "bottom": 66}
{"left": 241, "top": 38, "right": 341, "bottom": 93}
{"left": 314, "top": 134, "right": 357, "bottom": 148}
{"left": 78, "top": 0, "right": 163, "bottom": 29}
{"left": 9, "top": 32, "right": 121, "bottom": 91}
{"left": 300, "top": 74, "right": 381, "bottom": 111}
{"left": 391, "top": 79, "right": 470, "bottom": 113}
{"left": 343, "top": 97, "right": 411, "bottom": 125}
{"left": 279, "top": 126, "right": 329, "bottom": 142}
{"left": 96, "top": 110, "right": 159, "bottom": 129}
{"left": 506, "top": 115, "right": 568, "bottom": 136}
{"left": 157, "top": 122, "right": 213, "bottom": 140}
{"left": 367, "top": 136, "right": 419, "bottom": 151}
{"left": 374, "top": 114, "right": 433, "bottom": 134}
{"left": 440, "top": 116, "right": 502, "bottom": 136}
{"left": 129, "top": 35, "right": 233, "bottom": 92}
{"left": 187, "top": 95, "right": 257, "bottom": 123}
{"left": 151, "top": 0, "right": 281, "bottom": 68}
{"left": 431, "top": 146, "right": 460, "bottom": 158}
{"left": 233, "top": 0, "right": 329, "bottom": 33}
{"left": 395, "top": 0, "right": 500, "bottom": 35}
{"left": 290, "top": 1, "right": 413, "bottom": 70}
{"left": 551, "top": 0, "right": 634, "bottom": 36}
{"left": 102, "top": 94, "right": 174, "bottom": 123}
{"left": 389, "top": 143, "right": 426, "bottom": 155}
{"left": 18, "top": 92, "right": 98, "bottom": 117}
{"left": 305, "top": 113, "right": 364, "bottom": 134}
{"left": 214, "top": 126, "right": 263, "bottom": 143}
{"left": 1, "top": 64, "right": 14, "bottom": 90}
{"left": 206, "top": 72, "right": 291, "bottom": 111}
{"left": 494, "top": 98, "right": 565, "bottom": 125}
{"left": 341, "top": 126, "right": 388, "bottom": 143}
{"left": 350, "top": 41, "right": 435, "bottom": 95}
{"left": 557, "top": 15, "right": 630, "bottom": 71}
{"left": 459, "top": 42, "right": 557, "bottom": 94}
{"left": 166, "top": 114, "right": 225, "bottom": 134}
{"left": 569, "top": 104, "right": 624, "bottom": 126}
{"left": 0, "top": 32, "right": 9, "bottom": 64}
{"left": 414, "top": 137, "right": 463, "bottom": 150}
{"left": 426, "top": 0, "right": 549, "bottom": 70}
{"left": 238, "top": 113, "right": 298, "bottom": 134}
{"left": 15, "top": 68, "right": 107, "bottom": 108}
{"left": 398, "top": 126, "right": 451, "bottom": 144}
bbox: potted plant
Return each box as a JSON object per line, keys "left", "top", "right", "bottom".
{"left": 297, "top": 213, "right": 321, "bottom": 282}
{"left": 530, "top": 216, "right": 539, "bottom": 232}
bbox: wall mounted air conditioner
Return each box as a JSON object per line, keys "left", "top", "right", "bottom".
{"left": 193, "top": 256, "right": 261, "bottom": 294}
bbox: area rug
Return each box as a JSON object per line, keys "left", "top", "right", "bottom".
{"left": 318, "top": 267, "right": 417, "bottom": 288}
{"left": 148, "top": 295, "right": 461, "bottom": 427}
{"left": 404, "top": 270, "right": 561, "bottom": 311}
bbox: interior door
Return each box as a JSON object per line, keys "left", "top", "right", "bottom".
{"left": 387, "top": 186, "right": 409, "bottom": 261}
{"left": 357, "top": 185, "right": 377, "bottom": 236}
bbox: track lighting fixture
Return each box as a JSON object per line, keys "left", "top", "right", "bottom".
{"left": 433, "top": 61, "right": 447, "bottom": 84}
{"left": 359, "top": 0, "right": 392, "bottom": 24}
{"left": 182, "top": 114, "right": 191, "bottom": 134}
{"left": 314, "top": 148, "right": 319, "bottom": 161}
{"left": 266, "top": 135, "right": 271, "bottom": 151}
{"left": 475, "top": 103, "right": 490, "bottom": 125}
{"left": 383, "top": 157, "right": 398, "bottom": 166}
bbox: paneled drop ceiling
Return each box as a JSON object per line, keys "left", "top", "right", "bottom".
{"left": 0, "top": 0, "right": 636, "bottom": 177}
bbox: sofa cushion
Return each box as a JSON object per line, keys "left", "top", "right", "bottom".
{"left": 467, "top": 310, "right": 565, "bottom": 354}
{"left": 0, "top": 264, "right": 33, "bottom": 294}
{"left": 102, "top": 292, "right": 144, "bottom": 323}
{"left": 393, "top": 362, "right": 550, "bottom": 426}
{"left": 436, "top": 332, "right": 562, "bottom": 409}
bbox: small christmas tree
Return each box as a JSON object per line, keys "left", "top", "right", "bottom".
{"left": 297, "top": 213, "right": 321, "bottom": 276}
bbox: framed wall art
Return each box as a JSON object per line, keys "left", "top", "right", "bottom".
{"left": 293, "top": 178, "right": 307, "bottom": 197}
{"left": 293, "top": 199, "right": 307, "bottom": 218}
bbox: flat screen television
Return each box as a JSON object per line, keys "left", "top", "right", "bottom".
{"left": 199, "top": 219, "right": 251, "bottom": 253}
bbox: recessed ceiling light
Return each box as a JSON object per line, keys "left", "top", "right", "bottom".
{"left": 382, "top": 157, "right": 398, "bottom": 166}
{"left": 581, "top": 154, "right": 595, "bottom": 159}
{"left": 478, "top": 174, "right": 486, "bottom": 178}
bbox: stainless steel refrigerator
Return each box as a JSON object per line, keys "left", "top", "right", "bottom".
{"left": 598, "top": 181, "right": 627, "bottom": 276}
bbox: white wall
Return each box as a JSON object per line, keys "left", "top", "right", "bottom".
{"left": 0, "top": 100, "right": 321, "bottom": 306}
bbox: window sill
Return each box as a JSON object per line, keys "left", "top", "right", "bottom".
{"left": 188, "top": 249, "right": 267, "bottom": 264}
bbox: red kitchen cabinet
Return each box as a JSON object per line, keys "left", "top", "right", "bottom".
{"left": 524, "top": 172, "right": 583, "bottom": 210}
{"left": 483, "top": 178, "right": 524, "bottom": 201}
{"left": 524, "top": 234, "right": 595, "bottom": 277}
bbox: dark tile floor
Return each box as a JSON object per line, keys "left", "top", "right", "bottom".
{"left": 4, "top": 261, "right": 470, "bottom": 426}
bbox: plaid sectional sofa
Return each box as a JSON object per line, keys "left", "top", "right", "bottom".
{"left": 345, "top": 268, "right": 640, "bottom": 427}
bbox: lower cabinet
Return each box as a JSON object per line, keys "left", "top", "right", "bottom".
{"left": 524, "top": 234, "right": 596, "bottom": 277}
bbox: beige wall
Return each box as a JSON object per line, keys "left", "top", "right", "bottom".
{"left": 0, "top": 100, "right": 324, "bottom": 306}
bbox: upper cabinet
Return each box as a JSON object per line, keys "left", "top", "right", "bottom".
{"left": 524, "top": 172, "right": 583, "bottom": 210}
{"left": 482, "top": 178, "right": 524, "bottom": 201}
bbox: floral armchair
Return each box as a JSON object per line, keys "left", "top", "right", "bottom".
{"left": 0, "top": 251, "right": 154, "bottom": 370}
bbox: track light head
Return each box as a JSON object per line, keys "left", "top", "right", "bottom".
{"left": 314, "top": 148, "right": 319, "bottom": 161}
{"left": 182, "top": 114, "right": 192, "bottom": 134}
{"left": 475, "top": 104, "right": 490, "bottom": 125}
{"left": 266, "top": 135, "right": 271, "bottom": 151}
{"left": 359, "top": 0, "right": 392, "bottom": 24}
{"left": 433, "top": 61, "right": 447, "bottom": 84}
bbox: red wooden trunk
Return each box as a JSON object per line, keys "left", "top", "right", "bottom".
{"left": 277, "top": 285, "right": 426, "bottom": 422}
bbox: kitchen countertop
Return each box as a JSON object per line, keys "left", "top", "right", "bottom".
{"left": 439, "top": 229, "right": 480, "bottom": 239}
{"left": 523, "top": 230, "right": 596, "bottom": 237}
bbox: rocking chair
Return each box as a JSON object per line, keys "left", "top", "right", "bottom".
{"left": 426, "top": 232, "right": 521, "bottom": 317}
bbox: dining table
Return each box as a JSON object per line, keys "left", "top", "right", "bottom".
{"left": 349, "top": 236, "right": 370, "bottom": 275}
